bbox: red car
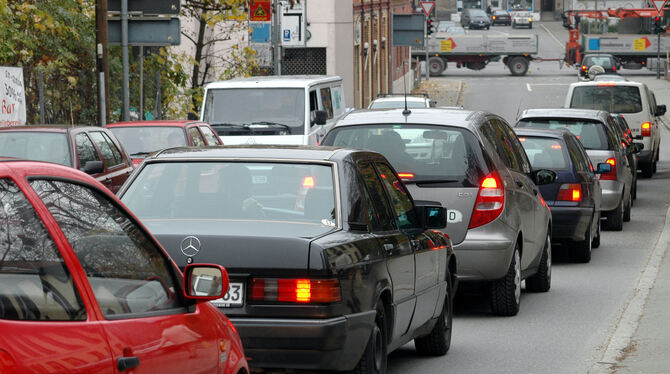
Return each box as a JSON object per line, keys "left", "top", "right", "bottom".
{"left": 0, "top": 160, "right": 248, "bottom": 374}
{"left": 0, "top": 125, "right": 134, "bottom": 193}
{"left": 107, "top": 120, "right": 223, "bottom": 166}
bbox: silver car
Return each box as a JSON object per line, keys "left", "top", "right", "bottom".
{"left": 322, "top": 108, "right": 556, "bottom": 316}
{"left": 516, "top": 108, "right": 634, "bottom": 231}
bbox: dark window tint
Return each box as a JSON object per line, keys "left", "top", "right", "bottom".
{"left": 565, "top": 135, "right": 590, "bottom": 173}
{"left": 375, "top": 163, "right": 418, "bottom": 230}
{"left": 358, "top": 162, "right": 395, "bottom": 231}
{"left": 0, "top": 179, "right": 85, "bottom": 321}
{"left": 517, "top": 118, "right": 612, "bottom": 150}
{"left": 31, "top": 179, "right": 184, "bottom": 319}
{"left": 89, "top": 131, "right": 123, "bottom": 168}
{"left": 188, "top": 127, "right": 206, "bottom": 146}
{"left": 518, "top": 136, "right": 569, "bottom": 170}
{"left": 481, "top": 120, "right": 520, "bottom": 171}
{"left": 569, "top": 85, "right": 642, "bottom": 113}
{"left": 76, "top": 133, "right": 101, "bottom": 168}
{"left": 582, "top": 55, "right": 615, "bottom": 69}
{"left": 498, "top": 118, "right": 531, "bottom": 173}
{"left": 200, "top": 126, "right": 221, "bottom": 145}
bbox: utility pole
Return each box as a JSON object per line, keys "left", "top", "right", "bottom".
{"left": 121, "top": 0, "right": 130, "bottom": 121}
{"left": 95, "top": 0, "right": 110, "bottom": 126}
{"left": 272, "top": 0, "right": 282, "bottom": 75}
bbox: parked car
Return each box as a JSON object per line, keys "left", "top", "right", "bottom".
{"left": 0, "top": 160, "right": 248, "bottom": 374}
{"left": 578, "top": 54, "right": 620, "bottom": 81}
{"left": 610, "top": 113, "right": 640, "bottom": 200}
{"left": 516, "top": 108, "right": 635, "bottom": 231}
{"left": 0, "top": 125, "right": 133, "bottom": 193}
{"left": 565, "top": 80, "right": 665, "bottom": 178}
{"left": 322, "top": 108, "right": 557, "bottom": 316}
{"left": 107, "top": 120, "right": 223, "bottom": 166}
{"left": 368, "top": 94, "right": 436, "bottom": 109}
{"left": 512, "top": 11, "right": 533, "bottom": 28}
{"left": 461, "top": 8, "right": 491, "bottom": 29}
{"left": 515, "top": 128, "right": 607, "bottom": 263}
{"left": 118, "top": 145, "right": 457, "bottom": 372}
{"left": 490, "top": 10, "right": 512, "bottom": 25}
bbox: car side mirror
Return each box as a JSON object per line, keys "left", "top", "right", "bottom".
{"left": 632, "top": 142, "right": 644, "bottom": 153}
{"left": 633, "top": 134, "right": 643, "bottom": 140}
{"left": 533, "top": 169, "right": 557, "bottom": 185}
{"left": 415, "top": 204, "right": 447, "bottom": 229}
{"left": 312, "top": 110, "right": 328, "bottom": 125}
{"left": 183, "top": 264, "right": 229, "bottom": 301}
{"left": 655, "top": 104, "right": 666, "bottom": 116}
{"left": 82, "top": 160, "right": 104, "bottom": 175}
{"left": 595, "top": 162, "right": 612, "bottom": 174}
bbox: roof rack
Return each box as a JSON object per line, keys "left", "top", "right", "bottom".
{"left": 375, "top": 93, "right": 430, "bottom": 99}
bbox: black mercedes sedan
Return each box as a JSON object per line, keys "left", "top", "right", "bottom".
{"left": 118, "top": 145, "right": 457, "bottom": 373}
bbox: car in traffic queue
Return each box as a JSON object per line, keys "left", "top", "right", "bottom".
{"left": 368, "top": 94, "right": 436, "bottom": 109}
{"left": 578, "top": 54, "right": 620, "bottom": 81}
{"left": 511, "top": 11, "right": 533, "bottom": 28}
{"left": 0, "top": 125, "right": 133, "bottom": 193}
{"left": 461, "top": 8, "right": 492, "bottom": 29}
{"left": 0, "top": 160, "right": 248, "bottom": 374}
{"left": 490, "top": 10, "right": 512, "bottom": 26}
{"left": 107, "top": 120, "right": 223, "bottom": 166}
{"left": 516, "top": 108, "right": 635, "bottom": 231}
{"left": 514, "top": 128, "right": 608, "bottom": 263}
{"left": 610, "top": 113, "right": 641, "bottom": 200}
{"left": 322, "top": 108, "right": 557, "bottom": 316}
{"left": 118, "top": 145, "right": 457, "bottom": 373}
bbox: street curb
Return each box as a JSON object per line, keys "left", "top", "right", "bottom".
{"left": 588, "top": 169, "right": 670, "bottom": 374}
{"left": 540, "top": 23, "right": 564, "bottom": 50}
{"left": 456, "top": 81, "right": 464, "bottom": 107}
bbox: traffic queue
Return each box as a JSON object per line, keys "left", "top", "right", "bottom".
{"left": 0, "top": 72, "right": 662, "bottom": 374}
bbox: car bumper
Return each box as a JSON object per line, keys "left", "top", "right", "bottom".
{"left": 600, "top": 179, "right": 624, "bottom": 212}
{"left": 231, "top": 311, "right": 376, "bottom": 371}
{"left": 549, "top": 205, "right": 592, "bottom": 241}
{"left": 453, "top": 227, "right": 516, "bottom": 282}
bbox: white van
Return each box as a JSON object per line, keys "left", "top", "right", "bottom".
{"left": 565, "top": 80, "right": 665, "bottom": 178}
{"left": 200, "top": 75, "right": 346, "bottom": 145}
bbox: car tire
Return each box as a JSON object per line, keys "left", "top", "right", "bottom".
{"left": 632, "top": 178, "right": 637, "bottom": 200}
{"left": 490, "top": 243, "right": 521, "bottom": 316}
{"left": 623, "top": 193, "right": 632, "bottom": 222}
{"left": 526, "top": 233, "right": 552, "bottom": 292}
{"left": 415, "top": 274, "right": 452, "bottom": 356}
{"left": 605, "top": 199, "right": 624, "bottom": 231}
{"left": 592, "top": 216, "right": 601, "bottom": 249}
{"left": 641, "top": 162, "right": 653, "bottom": 178}
{"left": 508, "top": 56, "right": 529, "bottom": 76}
{"left": 428, "top": 57, "right": 446, "bottom": 77}
{"left": 571, "top": 219, "right": 592, "bottom": 263}
{"left": 351, "top": 303, "right": 388, "bottom": 374}
{"left": 486, "top": 25, "right": 490, "bottom": 29}
{"left": 653, "top": 160, "right": 657, "bottom": 173}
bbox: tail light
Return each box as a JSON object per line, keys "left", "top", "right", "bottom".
{"left": 492, "top": 15, "right": 497, "bottom": 19}
{"left": 641, "top": 122, "right": 651, "bottom": 137}
{"left": 601, "top": 158, "right": 617, "bottom": 180}
{"left": 397, "top": 172, "right": 415, "bottom": 180}
{"left": 612, "top": 65, "right": 617, "bottom": 72}
{"left": 469, "top": 172, "right": 505, "bottom": 229}
{"left": 557, "top": 183, "right": 582, "bottom": 202}
{"left": 249, "top": 278, "right": 341, "bottom": 303}
{"left": 581, "top": 65, "right": 587, "bottom": 71}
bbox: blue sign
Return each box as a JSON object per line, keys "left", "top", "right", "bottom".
{"left": 588, "top": 38, "right": 600, "bottom": 51}
{"left": 250, "top": 22, "right": 271, "bottom": 43}
{"left": 283, "top": 29, "right": 291, "bottom": 42}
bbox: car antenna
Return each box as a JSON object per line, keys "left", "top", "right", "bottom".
{"left": 402, "top": 62, "right": 411, "bottom": 116}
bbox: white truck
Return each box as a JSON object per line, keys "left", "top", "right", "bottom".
{"left": 581, "top": 33, "right": 670, "bottom": 69}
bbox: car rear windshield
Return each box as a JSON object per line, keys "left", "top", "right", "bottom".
{"left": 109, "top": 126, "right": 187, "bottom": 155}
{"left": 517, "top": 136, "right": 569, "bottom": 170}
{"left": 323, "top": 124, "right": 487, "bottom": 187}
{"left": 122, "top": 161, "right": 337, "bottom": 236}
{"left": 0, "top": 132, "right": 71, "bottom": 166}
{"left": 569, "top": 85, "right": 642, "bottom": 113}
{"left": 582, "top": 56, "right": 615, "bottom": 69}
{"left": 516, "top": 118, "right": 612, "bottom": 150}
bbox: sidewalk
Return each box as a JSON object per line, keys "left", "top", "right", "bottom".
{"left": 413, "top": 79, "right": 464, "bottom": 107}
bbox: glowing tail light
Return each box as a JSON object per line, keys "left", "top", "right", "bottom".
{"left": 557, "top": 183, "right": 582, "bottom": 202}
{"left": 641, "top": 122, "right": 651, "bottom": 137}
{"left": 601, "top": 158, "right": 617, "bottom": 180}
{"left": 249, "top": 278, "right": 341, "bottom": 303}
{"left": 581, "top": 65, "right": 587, "bottom": 71}
{"left": 397, "top": 172, "right": 415, "bottom": 180}
{"left": 469, "top": 172, "right": 505, "bottom": 229}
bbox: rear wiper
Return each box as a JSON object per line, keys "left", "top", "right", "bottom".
{"left": 247, "top": 121, "right": 292, "bottom": 134}
{"left": 210, "top": 123, "right": 252, "bottom": 132}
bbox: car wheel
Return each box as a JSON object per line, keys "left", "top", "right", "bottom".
{"left": 592, "top": 216, "right": 601, "bottom": 249}
{"left": 415, "top": 273, "right": 452, "bottom": 356}
{"left": 571, "top": 218, "right": 592, "bottom": 263}
{"left": 526, "top": 233, "right": 551, "bottom": 292}
{"left": 490, "top": 243, "right": 521, "bottom": 316}
{"left": 529, "top": 24, "right": 533, "bottom": 29}
{"left": 641, "top": 162, "right": 653, "bottom": 178}
{"left": 486, "top": 25, "right": 490, "bottom": 29}
{"left": 351, "top": 303, "right": 387, "bottom": 374}
{"left": 605, "top": 199, "right": 624, "bottom": 231}
{"left": 623, "top": 193, "right": 632, "bottom": 222}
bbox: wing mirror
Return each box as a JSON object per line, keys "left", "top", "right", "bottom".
{"left": 533, "top": 169, "right": 557, "bottom": 185}
{"left": 183, "top": 264, "right": 229, "bottom": 302}
{"left": 595, "top": 162, "right": 612, "bottom": 174}
{"left": 655, "top": 104, "right": 666, "bottom": 116}
{"left": 82, "top": 160, "right": 104, "bottom": 174}
{"left": 630, "top": 142, "right": 644, "bottom": 154}
{"left": 414, "top": 202, "right": 447, "bottom": 230}
{"left": 312, "top": 110, "right": 328, "bottom": 125}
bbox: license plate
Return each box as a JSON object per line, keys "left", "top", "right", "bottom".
{"left": 210, "top": 282, "right": 244, "bottom": 307}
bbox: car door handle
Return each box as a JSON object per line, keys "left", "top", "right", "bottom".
{"left": 383, "top": 243, "right": 395, "bottom": 254}
{"left": 117, "top": 356, "right": 140, "bottom": 371}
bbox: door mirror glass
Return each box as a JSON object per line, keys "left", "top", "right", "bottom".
{"left": 595, "top": 162, "right": 612, "bottom": 174}
{"left": 415, "top": 204, "right": 447, "bottom": 229}
{"left": 82, "top": 160, "right": 104, "bottom": 174}
{"left": 313, "top": 110, "right": 328, "bottom": 125}
{"left": 631, "top": 142, "right": 643, "bottom": 154}
{"left": 655, "top": 104, "right": 666, "bottom": 116}
{"left": 533, "top": 169, "right": 557, "bottom": 185}
{"left": 184, "top": 264, "right": 229, "bottom": 300}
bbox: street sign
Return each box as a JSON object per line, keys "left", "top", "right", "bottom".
{"left": 0, "top": 67, "right": 26, "bottom": 127}
{"left": 281, "top": 1, "right": 306, "bottom": 47}
{"left": 108, "top": 17, "right": 181, "bottom": 46}
{"left": 420, "top": 1, "right": 436, "bottom": 17}
{"left": 108, "top": 0, "right": 179, "bottom": 14}
{"left": 393, "top": 14, "right": 425, "bottom": 47}
{"left": 652, "top": 0, "right": 667, "bottom": 15}
{"left": 249, "top": 0, "right": 271, "bottom": 22}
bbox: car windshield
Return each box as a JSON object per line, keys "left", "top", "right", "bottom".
{"left": 517, "top": 118, "right": 612, "bottom": 150}
{"left": 109, "top": 126, "right": 187, "bottom": 155}
{"left": 0, "top": 132, "right": 71, "bottom": 166}
{"left": 569, "top": 85, "right": 642, "bottom": 113}
{"left": 369, "top": 100, "right": 427, "bottom": 109}
{"left": 202, "top": 88, "right": 305, "bottom": 134}
{"left": 122, "top": 161, "right": 337, "bottom": 237}
{"left": 518, "top": 136, "right": 569, "bottom": 170}
{"left": 324, "top": 124, "right": 487, "bottom": 187}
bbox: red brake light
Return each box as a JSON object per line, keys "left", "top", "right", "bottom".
{"left": 601, "top": 157, "right": 617, "bottom": 180}
{"left": 641, "top": 122, "right": 651, "bottom": 137}
{"left": 612, "top": 65, "right": 617, "bottom": 72}
{"left": 398, "top": 172, "right": 415, "bottom": 179}
{"left": 557, "top": 183, "right": 582, "bottom": 202}
{"left": 250, "top": 278, "right": 341, "bottom": 303}
{"left": 469, "top": 172, "right": 505, "bottom": 229}
{"left": 597, "top": 82, "right": 616, "bottom": 86}
{"left": 302, "top": 176, "right": 315, "bottom": 187}
{"left": 581, "top": 65, "right": 587, "bottom": 71}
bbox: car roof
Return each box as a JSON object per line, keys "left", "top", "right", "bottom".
{"left": 0, "top": 125, "right": 104, "bottom": 133}
{"left": 569, "top": 80, "right": 643, "bottom": 88}
{"left": 518, "top": 108, "right": 610, "bottom": 122}
{"left": 334, "top": 108, "right": 481, "bottom": 131}
{"left": 107, "top": 120, "right": 204, "bottom": 128}
{"left": 204, "top": 75, "right": 342, "bottom": 89}
{"left": 146, "top": 145, "right": 365, "bottom": 163}
{"left": 592, "top": 74, "right": 628, "bottom": 81}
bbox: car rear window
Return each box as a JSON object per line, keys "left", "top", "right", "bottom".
{"left": 109, "top": 126, "right": 187, "bottom": 156}
{"left": 0, "top": 132, "right": 71, "bottom": 166}
{"left": 569, "top": 85, "right": 642, "bottom": 113}
{"left": 323, "top": 124, "right": 488, "bottom": 187}
{"left": 582, "top": 56, "right": 614, "bottom": 69}
{"left": 517, "top": 136, "right": 569, "bottom": 170}
{"left": 517, "top": 118, "right": 612, "bottom": 150}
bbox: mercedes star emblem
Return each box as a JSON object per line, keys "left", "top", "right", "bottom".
{"left": 180, "top": 236, "right": 201, "bottom": 257}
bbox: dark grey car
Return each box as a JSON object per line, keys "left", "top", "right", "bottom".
{"left": 323, "top": 108, "right": 556, "bottom": 316}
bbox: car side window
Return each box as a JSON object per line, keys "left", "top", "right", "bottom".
{"left": 566, "top": 137, "right": 587, "bottom": 173}
{"left": 320, "top": 87, "right": 334, "bottom": 119}
{"left": 89, "top": 131, "right": 123, "bottom": 168}
{"left": 358, "top": 162, "right": 395, "bottom": 231}
{"left": 200, "top": 126, "right": 221, "bottom": 145}
{"left": 481, "top": 120, "right": 520, "bottom": 171}
{"left": 498, "top": 119, "right": 531, "bottom": 173}
{"left": 603, "top": 121, "right": 620, "bottom": 152}
{"left": 375, "top": 163, "right": 419, "bottom": 230}
{"left": 75, "top": 133, "right": 101, "bottom": 168}
{"left": 0, "top": 178, "right": 86, "bottom": 321}
{"left": 189, "top": 127, "right": 206, "bottom": 146}
{"left": 31, "top": 179, "right": 184, "bottom": 319}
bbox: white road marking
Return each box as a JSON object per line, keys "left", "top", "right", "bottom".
{"left": 540, "top": 24, "right": 564, "bottom": 49}
{"left": 526, "top": 83, "right": 532, "bottom": 92}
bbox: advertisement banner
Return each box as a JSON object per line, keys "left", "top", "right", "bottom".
{"left": 0, "top": 67, "right": 26, "bottom": 127}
